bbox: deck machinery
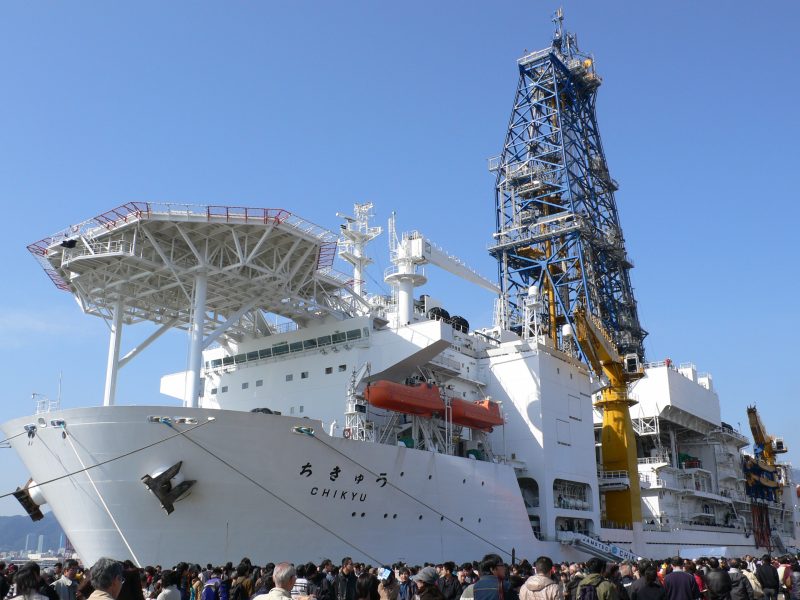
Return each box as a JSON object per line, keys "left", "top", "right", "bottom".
{"left": 488, "top": 11, "right": 647, "bottom": 528}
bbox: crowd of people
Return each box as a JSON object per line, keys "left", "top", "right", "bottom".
{"left": 1, "top": 552, "right": 799, "bottom": 600}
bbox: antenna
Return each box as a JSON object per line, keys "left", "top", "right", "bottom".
{"left": 552, "top": 7, "right": 564, "bottom": 45}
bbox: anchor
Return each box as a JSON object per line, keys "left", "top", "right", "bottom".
{"left": 141, "top": 461, "right": 196, "bottom": 515}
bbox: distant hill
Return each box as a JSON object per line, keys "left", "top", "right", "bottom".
{"left": 0, "top": 512, "right": 65, "bottom": 552}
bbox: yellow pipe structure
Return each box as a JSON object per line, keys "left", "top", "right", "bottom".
{"left": 574, "top": 307, "right": 643, "bottom": 527}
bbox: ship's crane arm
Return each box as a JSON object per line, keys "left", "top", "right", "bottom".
{"left": 572, "top": 306, "right": 644, "bottom": 528}
{"left": 747, "top": 405, "right": 787, "bottom": 465}
{"left": 573, "top": 306, "right": 642, "bottom": 392}
{"left": 403, "top": 232, "right": 500, "bottom": 294}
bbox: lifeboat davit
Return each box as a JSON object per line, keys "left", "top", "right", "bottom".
{"left": 364, "top": 380, "right": 445, "bottom": 416}
{"left": 450, "top": 399, "right": 504, "bottom": 431}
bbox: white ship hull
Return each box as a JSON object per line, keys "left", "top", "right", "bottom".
{"left": 3, "top": 405, "right": 587, "bottom": 566}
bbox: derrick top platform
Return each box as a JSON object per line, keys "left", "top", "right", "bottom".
{"left": 27, "top": 202, "right": 352, "bottom": 334}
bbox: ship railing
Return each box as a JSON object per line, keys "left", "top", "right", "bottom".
{"left": 62, "top": 238, "right": 136, "bottom": 262}
{"left": 383, "top": 265, "right": 426, "bottom": 280}
{"left": 708, "top": 426, "right": 750, "bottom": 445}
{"left": 28, "top": 202, "right": 337, "bottom": 259}
{"left": 642, "top": 521, "right": 672, "bottom": 532}
{"left": 600, "top": 520, "right": 632, "bottom": 531}
{"left": 430, "top": 355, "right": 462, "bottom": 372}
{"left": 638, "top": 455, "right": 670, "bottom": 465}
{"left": 518, "top": 47, "right": 553, "bottom": 66}
{"left": 642, "top": 360, "right": 677, "bottom": 370}
{"left": 598, "top": 470, "right": 629, "bottom": 480}
{"left": 677, "top": 520, "right": 745, "bottom": 532}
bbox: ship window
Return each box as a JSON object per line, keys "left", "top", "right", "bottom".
{"left": 286, "top": 374, "right": 293, "bottom": 382}
{"left": 247, "top": 351, "right": 259, "bottom": 361}
{"left": 332, "top": 332, "right": 346, "bottom": 343}
{"left": 290, "top": 407, "right": 295, "bottom": 414}
{"left": 259, "top": 348, "right": 272, "bottom": 359}
{"left": 290, "top": 341, "right": 303, "bottom": 352}
{"left": 273, "top": 343, "right": 289, "bottom": 356}
{"left": 303, "top": 338, "right": 318, "bottom": 349}
{"left": 211, "top": 359, "right": 223, "bottom": 368}
{"left": 338, "top": 364, "right": 347, "bottom": 372}
{"left": 235, "top": 353, "right": 247, "bottom": 364}
{"left": 256, "top": 380, "right": 263, "bottom": 387}
{"left": 346, "top": 329, "right": 361, "bottom": 340}
{"left": 221, "top": 386, "right": 228, "bottom": 393}
{"left": 242, "top": 382, "right": 249, "bottom": 390}
{"left": 363, "top": 327, "right": 370, "bottom": 337}
{"left": 223, "top": 356, "right": 234, "bottom": 366}
{"left": 301, "top": 371, "right": 309, "bottom": 379}
{"left": 553, "top": 479, "right": 590, "bottom": 510}
{"left": 204, "top": 361, "right": 210, "bottom": 369}
{"left": 210, "top": 388, "right": 218, "bottom": 395}
{"left": 325, "top": 367, "right": 333, "bottom": 374}
{"left": 299, "top": 405, "right": 304, "bottom": 413}
{"left": 317, "top": 335, "right": 332, "bottom": 346}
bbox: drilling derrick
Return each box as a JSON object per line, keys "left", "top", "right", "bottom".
{"left": 488, "top": 11, "right": 645, "bottom": 359}
{"left": 489, "top": 11, "right": 647, "bottom": 530}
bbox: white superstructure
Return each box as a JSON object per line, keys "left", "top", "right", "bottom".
{"left": 4, "top": 202, "right": 797, "bottom": 566}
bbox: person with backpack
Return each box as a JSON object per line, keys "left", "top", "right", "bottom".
{"left": 575, "top": 558, "right": 618, "bottom": 600}
{"left": 519, "top": 556, "right": 563, "bottom": 600}
{"left": 229, "top": 566, "right": 250, "bottom": 600}
{"left": 565, "top": 566, "right": 584, "bottom": 600}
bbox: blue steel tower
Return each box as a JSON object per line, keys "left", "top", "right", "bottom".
{"left": 489, "top": 11, "right": 646, "bottom": 360}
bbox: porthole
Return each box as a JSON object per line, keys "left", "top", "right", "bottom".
{"left": 393, "top": 514, "right": 397, "bottom": 519}
{"left": 459, "top": 517, "right": 464, "bottom": 522}
{"left": 418, "top": 515, "right": 423, "bottom": 520}
{"left": 428, "top": 475, "right": 432, "bottom": 480}
{"left": 384, "top": 514, "right": 388, "bottom": 518}
{"left": 351, "top": 512, "right": 356, "bottom": 517}
{"left": 462, "top": 479, "right": 466, "bottom": 484}
{"left": 361, "top": 512, "right": 365, "bottom": 517}
{"left": 440, "top": 516, "right": 444, "bottom": 521}
{"left": 481, "top": 481, "right": 485, "bottom": 486}
{"left": 400, "top": 471, "right": 405, "bottom": 477}
{"left": 478, "top": 518, "right": 482, "bottom": 523}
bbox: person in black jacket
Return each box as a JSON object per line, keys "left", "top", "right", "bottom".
{"left": 630, "top": 566, "right": 665, "bottom": 600}
{"left": 335, "top": 558, "right": 357, "bottom": 600}
{"left": 436, "top": 563, "right": 462, "bottom": 600}
{"left": 705, "top": 559, "right": 732, "bottom": 600}
{"left": 754, "top": 557, "right": 779, "bottom": 600}
{"left": 727, "top": 560, "right": 754, "bottom": 600}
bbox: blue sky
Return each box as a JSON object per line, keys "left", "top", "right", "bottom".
{"left": 1, "top": 1, "right": 799, "bottom": 516}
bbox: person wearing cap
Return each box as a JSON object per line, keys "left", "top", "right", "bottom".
{"left": 413, "top": 568, "right": 444, "bottom": 600}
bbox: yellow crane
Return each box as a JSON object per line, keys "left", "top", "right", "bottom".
{"left": 573, "top": 306, "right": 644, "bottom": 527}
{"left": 747, "top": 405, "right": 787, "bottom": 467}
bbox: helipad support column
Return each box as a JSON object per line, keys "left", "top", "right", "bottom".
{"left": 185, "top": 271, "right": 207, "bottom": 408}
{"left": 103, "top": 298, "right": 124, "bottom": 407}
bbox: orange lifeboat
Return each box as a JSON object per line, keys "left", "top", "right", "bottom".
{"left": 364, "top": 380, "right": 445, "bottom": 416}
{"left": 450, "top": 399, "right": 504, "bottom": 431}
